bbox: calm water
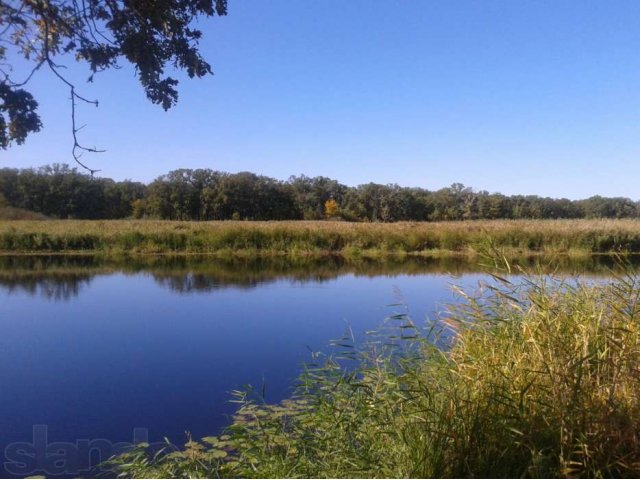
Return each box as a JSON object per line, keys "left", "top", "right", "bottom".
{"left": 0, "top": 255, "right": 632, "bottom": 477}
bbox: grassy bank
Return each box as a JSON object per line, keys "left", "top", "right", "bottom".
{"left": 2, "top": 219, "right": 640, "bottom": 256}
{"left": 110, "top": 264, "right": 640, "bottom": 478}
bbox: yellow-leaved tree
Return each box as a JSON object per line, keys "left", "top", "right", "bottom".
{"left": 324, "top": 199, "right": 339, "bottom": 219}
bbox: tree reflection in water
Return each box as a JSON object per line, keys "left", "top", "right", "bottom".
{"left": 1, "top": 254, "right": 638, "bottom": 300}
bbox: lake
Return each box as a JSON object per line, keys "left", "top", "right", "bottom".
{"left": 0, "top": 254, "right": 633, "bottom": 477}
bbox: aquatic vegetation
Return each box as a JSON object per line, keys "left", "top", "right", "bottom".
{"left": 108, "top": 261, "right": 640, "bottom": 478}
{"left": 2, "top": 219, "right": 640, "bottom": 255}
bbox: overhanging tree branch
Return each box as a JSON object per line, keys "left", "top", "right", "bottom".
{"left": 42, "top": 6, "right": 102, "bottom": 174}
{"left": 0, "top": 0, "right": 227, "bottom": 172}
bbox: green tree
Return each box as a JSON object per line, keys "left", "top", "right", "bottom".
{"left": 289, "top": 175, "right": 347, "bottom": 220}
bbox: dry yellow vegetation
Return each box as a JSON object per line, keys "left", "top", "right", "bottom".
{"left": 1, "top": 219, "right": 640, "bottom": 255}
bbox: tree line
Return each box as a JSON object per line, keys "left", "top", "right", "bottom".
{"left": 1, "top": 164, "right": 638, "bottom": 222}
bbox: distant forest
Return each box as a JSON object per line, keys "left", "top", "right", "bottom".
{"left": 1, "top": 164, "right": 638, "bottom": 221}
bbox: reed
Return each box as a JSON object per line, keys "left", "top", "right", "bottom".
{"left": 109, "top": 260, "right": 640, "bottom": 478}
{"left": 3, "top": 219, "right": 640, "bottom": 255}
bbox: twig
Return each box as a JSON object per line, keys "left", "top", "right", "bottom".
{"left": 41, "top": 4, "right": 103, "bottom": 175}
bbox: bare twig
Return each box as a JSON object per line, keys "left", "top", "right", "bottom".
{"left": 41, "top": 3, "right": 103, "bottom": 175}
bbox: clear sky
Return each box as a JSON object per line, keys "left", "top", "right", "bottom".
{"left": 4, "top": 0, "right": 640, "bottom": 199}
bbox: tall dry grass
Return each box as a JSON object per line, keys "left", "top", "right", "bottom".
{"left": 2, "top": 219, "right": 640, "bottom": 255}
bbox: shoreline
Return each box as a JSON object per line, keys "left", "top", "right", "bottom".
{"left": 2, "top": 219, "right": 640, "bottom": 256}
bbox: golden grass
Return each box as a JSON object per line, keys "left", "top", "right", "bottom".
{"left": 1, "top": 219, "right": 640, "bottom": 255}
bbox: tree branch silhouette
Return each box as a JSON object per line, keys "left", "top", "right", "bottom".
{"left": 0, "top": 0, "right": 227, "bottom": 173}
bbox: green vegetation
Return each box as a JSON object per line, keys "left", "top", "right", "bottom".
{"left": 2, "top": 165, "right": 640, "bottom": 221}
{"left": 3, "top": 219, "right": 640, "bottom": 256}
{"left": 108, "top": 262, "right": 640, "bottom": 478}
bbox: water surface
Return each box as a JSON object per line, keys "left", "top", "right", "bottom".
{"left": 0, "top": 255, "right": 633, "bottom": 476}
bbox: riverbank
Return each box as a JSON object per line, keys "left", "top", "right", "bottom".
{"left": 2, "top": 219, "right": 640, "bottom": 256}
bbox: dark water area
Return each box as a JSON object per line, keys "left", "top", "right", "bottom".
{"left": 0, "top": 254, "right": 637, "bottom": 477}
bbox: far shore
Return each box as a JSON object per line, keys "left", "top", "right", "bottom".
{"left": 2, "top": 219, "right": 640, "bottom": 256}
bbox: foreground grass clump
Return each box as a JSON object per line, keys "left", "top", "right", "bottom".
{"left": 3, "top": 219, "right": 640, "bottom": 255}
{"left": 109, "top": 265, "right": 640, "bottom": 478}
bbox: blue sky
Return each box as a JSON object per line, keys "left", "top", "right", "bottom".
{"left": 5, "top": 0, "right": 640, "bottom": 199}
